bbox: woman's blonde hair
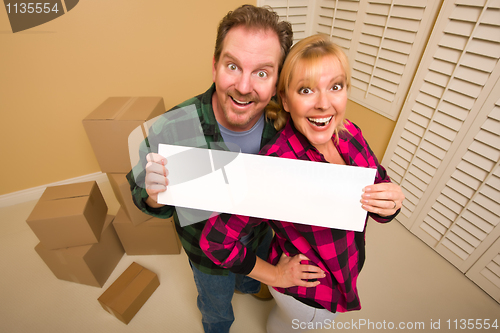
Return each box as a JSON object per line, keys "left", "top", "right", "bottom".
{"left": 266, "top": 34, "right": 351, "bottom": 134}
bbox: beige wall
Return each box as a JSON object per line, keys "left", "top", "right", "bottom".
{"left": 345, "top": 100, "right": 397, "bottom": 161}
{"left": 0, "top": 0, "right": 396, "bottom": 196}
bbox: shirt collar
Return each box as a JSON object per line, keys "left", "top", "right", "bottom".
{"left": 282, "top": 118, "right": 355, "bottom": 163}
{"left": 201, "top": 83, "right": 277, "bottom": 149}
{"left": 199, "top": 83, "right": 221, "bottom": 140}
{"left": 282, "top": 118, "right": 322, "bottom": 160}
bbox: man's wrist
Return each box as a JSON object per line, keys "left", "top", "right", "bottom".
{"left": 145, "top": 195, "right": 165, "bottom": 208}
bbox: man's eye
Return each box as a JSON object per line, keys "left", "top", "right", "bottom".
{"left": 228, "top": 64, "right": 238, "bottom": 71}
{"left": 257, "top": 71, "right": 267, "bottom": 78}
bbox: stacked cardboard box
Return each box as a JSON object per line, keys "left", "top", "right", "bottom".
{"left": 24, "top": 97, "right": 181, "bottom": 323}
{"left": 113, "top": 208, "right": 181, "bottom": 255}
{"left": 83, "top": 97, "right": 181, "bottom": 256}
{"left": 98, "top": 262, "right": 160, "bottom": 324}
{"left": 27, "top": 181, "right": 124, "bottom": 287}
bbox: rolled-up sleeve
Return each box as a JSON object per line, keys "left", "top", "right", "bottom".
{"left": 201, "top": 213, "right": 265, "bottom": 275}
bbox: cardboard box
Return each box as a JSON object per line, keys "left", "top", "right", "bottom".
{"left": 35, "top": 215, "right": 125, "bottom": 287}
{"left": 83, "top": 97, "right": 165, "bottom": 173}
{"left": 108, "top": 173, "right": 150, "bottom": 226}
{"left": 98, "top": 262, "right": 160, "bottom": 324}
{"left": 26, "top": 181, "right": 108, "bottom": 250}
{"left": 113, "top": 207, "right": 181, "bottom": 255}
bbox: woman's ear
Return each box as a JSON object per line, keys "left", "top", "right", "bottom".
{"left": 280, "top": 92, "right": 290, "bottom": 113}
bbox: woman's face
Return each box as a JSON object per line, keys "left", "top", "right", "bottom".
{"left": 281, "top": 55, "right": 347, "bottom": 152}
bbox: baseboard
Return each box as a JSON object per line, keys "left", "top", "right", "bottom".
{"left": 0, "top": 172, "right": 109, "bottom": 208}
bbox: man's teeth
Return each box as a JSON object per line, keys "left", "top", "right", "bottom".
{"left": 308, "top": 116, "right": 333, "bottom": 126}
{"left": 231, "top": 97, "right": 251, "bottom": 105}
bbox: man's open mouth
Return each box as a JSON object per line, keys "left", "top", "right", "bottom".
{"left": 230, "top": 96, "right": 253, "bottom": 106}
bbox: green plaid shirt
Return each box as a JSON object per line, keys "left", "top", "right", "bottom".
{"left": 127, "top": 84, "right": 277, "bottom": 275}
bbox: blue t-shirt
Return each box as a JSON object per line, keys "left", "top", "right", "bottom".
{"left": 217, "top": 113, "right": 265, "bottom": 154}
{"left": 217, "top": 113, "right": 266, "bottom": 245}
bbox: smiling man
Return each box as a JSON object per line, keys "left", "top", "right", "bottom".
{"left": 126, "top": 5, "right": 295, "bottom": 333}
{"left": 212, "top": 25, "right": 281, "bottom": 132}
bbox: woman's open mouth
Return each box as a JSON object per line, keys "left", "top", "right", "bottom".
{"left": 307, "top": 116, "right": 333, "bottom": 127}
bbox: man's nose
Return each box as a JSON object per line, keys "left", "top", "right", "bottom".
{"left": 235, "top": 72, "right": 252, "bottom": 95}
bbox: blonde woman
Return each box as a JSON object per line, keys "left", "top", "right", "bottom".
{"left": 201, "top": 34, "right": 404, "bottom": 333}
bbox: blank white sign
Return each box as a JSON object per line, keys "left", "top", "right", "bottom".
{"left": 158, "top": 144, "right": 376, "bottom": 231}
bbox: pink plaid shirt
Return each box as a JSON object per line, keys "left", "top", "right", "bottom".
{"left": 201, "top": 118, "right": 398, "bottom": 313}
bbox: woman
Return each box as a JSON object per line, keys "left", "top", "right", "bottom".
{"left": 201, "top": 34, "right": 404, "bottom": 332}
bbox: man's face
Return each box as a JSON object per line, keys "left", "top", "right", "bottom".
{"left": 212, "top": 26, "right": 281, "bottom": 132}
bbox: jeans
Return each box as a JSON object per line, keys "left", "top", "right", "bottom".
{"left": 190, "top": 227, "right": 273, "bottom": 333}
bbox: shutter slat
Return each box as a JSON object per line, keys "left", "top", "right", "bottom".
{"left": 446, "top": 231, "right": 475, "bottom": 255}
{"left": 448, "top": 177, "right": 476, "bottom": 199}
{"left": 454, "top": 65, "right": 491, "bottom": 86}
{"left": 419, "top": 139, "right": 446, "bottom": 166}
{"left": 468, "top": 201, "right": 499, "bottom": 225}
{"left": 413, "top": 157, "right": 437, "bottom": 177}
{"left": 424, "top": 215, "right": 448, "bottom": 235}
{"left": 462, "top": 210, "right": 494, "bottom": 234}
{"left": 459, "top": 155, "right": 490, "bottom": 178}
{"left": 475, "top": 192, "right": 500, "bottom": 217}
{"left": 428, "top": 208, "right": 453, "bottom": 229}
{"left": 449, "top": 5, "right": 483, "bottom": 23}
{"left": 442, "top": 238, "right": 469, "bottom": 260}
{"left": 452, "top": 168, "right": 483, "bottom": 191}
{"left": 451, "top": 224, "right": 481, "bottom": 247}
{"left": 398, "top": 137, "right": 418, "bottom": 154}
{"left": 475, "top": 129, "right": 500, "bottom": 150}
{"left": 461, "top": 52, "right": 499, "bottom": 72}
{"left": 434, "top": 110, "right": 464, "bottom": 132}
{"left": 442, "top": 185, "right": 469, "bottom": 207}
{"left": 439, "top": 100, "right": 469, "bottom": 121}
{"left": 421, "top": 220, "right": 444, "bottom": 241}
{"left": 456, "top": 217, "right": 487, "bottom": 241}
{"left": 437, "top": 193, "right": 463, "bottom": 215}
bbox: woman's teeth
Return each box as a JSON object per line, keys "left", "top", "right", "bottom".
{"left": 308, "top": 116, "right": 333, "bottom": 127}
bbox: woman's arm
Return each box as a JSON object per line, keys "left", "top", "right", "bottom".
{"left": 201, "top": 214, "right": 325, "bottom": 288}
{"left": 249, "top": 254, "right": 325, "bottom": 288}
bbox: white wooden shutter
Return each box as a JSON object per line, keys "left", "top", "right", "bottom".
{"left": 466, "top": 237, "right": 500, "bottom": 302}
{"left": 315, "top": 0, "right": 361, "bottom": 54}
{"left": 312, "top": 0, "right": 440, "bottom": 120}
{"left": 413, "top": 91, "right": 500, "bottom": 273}
{"left": 381, "top": 0, "right": 500, "bottom": 300}
{"left": 261, "top": 0, "right": 440, "bottom": 120}
{"left": 348, "top": 0, "right": 440, "bottom": 120}
{"left": 259, "top": 0, "right": 313, "bottom": 41}
{"left": 382, "top": 0, "right": 500, "bottom": 229}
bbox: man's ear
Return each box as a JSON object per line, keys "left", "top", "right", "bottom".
{"left": 212, "top": 57, "right": 217, "bottom": 82}
{"left": 280, "top": 92, "right": 290, "bottom": 113}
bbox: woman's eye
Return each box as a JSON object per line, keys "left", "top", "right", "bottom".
{"left": 257, "top": 71, "right": 267, "bottom": 78}
{"left": 332, "top": 83, "right": 344, "bottom": 91}
{"left": 228, "top": 64, "right": 238, "bottom": 71}
{"left": 299, "top": 87, "right": 312, "bottom": 94}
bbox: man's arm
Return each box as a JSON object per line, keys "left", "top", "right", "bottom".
{"left": 127, "top": 151, "right": 174, "bottom": 218}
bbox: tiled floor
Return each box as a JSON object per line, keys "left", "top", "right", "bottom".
{"left": 1, "top": 180, "right": 498, "bottom": 332}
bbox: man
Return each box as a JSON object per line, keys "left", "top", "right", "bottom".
{"left": 127, "top": 5, "right": 298, "bottom": 333}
